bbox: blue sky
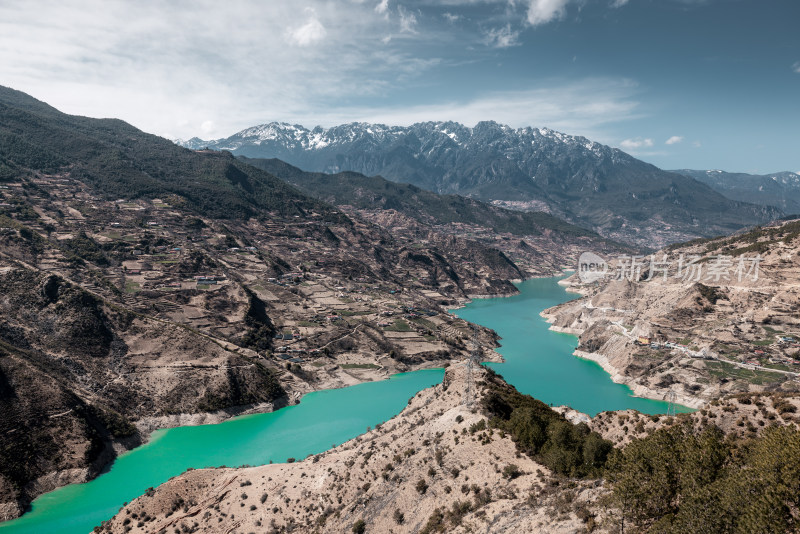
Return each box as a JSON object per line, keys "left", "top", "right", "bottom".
{"left": 0, "top": 0, "right": 797, "bottom": 173}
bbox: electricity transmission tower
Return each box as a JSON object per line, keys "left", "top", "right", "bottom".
{"left": 666, "top": 390, "right": 677, "bottom": 417}
{"left": 463, "top": 325, "right": 480, "bottom": 406}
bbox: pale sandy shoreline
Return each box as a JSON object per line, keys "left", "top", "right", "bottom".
{"left": 456, "top": 274, "right": 707, "bottom": 411}
{"left": 571, "top": 349, "right": 706, "bottom": 410}
{"left": 131, "top": 360, "right": 452, "bottom": 441}
{"left": 540, "top": 309, "right": 706, "bottom": 410}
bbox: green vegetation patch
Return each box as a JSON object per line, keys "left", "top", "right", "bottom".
{"left": 701, "top": 219, "right": 800, "bottom": 256}
{"left": 59, "top": 231, "right": 108, "bottom": 266}
{"left": 481, "top": 368, "right": 612, "bottom": 478}
{"left": 410, "top": 317, "right": 436, "bottom": 329}
{"left": 696, "top": 283, "right": 724, "bottom": 304}
{"left": 762, "top": 326, "right": 785, "bottom": 335}
{"left": 238, "top": 289, "right": 276, "bottom": 352}
{"left": 706, "top": 361, "right": 784, "bottom": 385}
{"left": 607, "top": 423, "right": 800, "bottom": 533}
{"left": 124, "top": 280, "right": 140, "bottom": 293}
{"left": 763, "top": 362, "right": 792, "bottom": 372}
{"left": 384, "top": 319, "right": 412, "bottom": 332}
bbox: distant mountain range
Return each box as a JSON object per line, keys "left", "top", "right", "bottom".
{"left": 672, "top": 169, "right": 800, "bottom": 215}
{"left": 179, "top": 122, "right": 781, "bottom": 247}
{"left": 239, "top": 157, "right": 601, "bottom": 240}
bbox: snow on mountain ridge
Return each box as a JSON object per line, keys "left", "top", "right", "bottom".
{"left": 186, "top": 120, "right": 605, "bottom": 154}
{"left": 176, "top": 120, "right": 639, "bottom": 176}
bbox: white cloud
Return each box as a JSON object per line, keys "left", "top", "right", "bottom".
{"left": 0, "top": 1, "right": 643, "bottom": 143}
{"left": 294, "top": 78, "right": 644, "bottom": 141}
{"left": 620, "top": 137, "right": 654, "bottom": 150}
{"left": 200, "top": 120, "right": 215, "bottom": 135}
{"left": 792, "top": 61, "right": 800, "bottom": 74}
{"left": 287, "top": 9, "right": 327, "bottom": 46}
{"left": 484, "top": 24, "right": 521, "bottom": 48}
{"left": 398, "top": 5, "right": 419, "bottom": 33}
{"left": 375, "top": 0, "right": 390, "bottom": 15}
{"left": 526, "top": 0, "right": 570, "bottom": 27}
{"left": 443, "top": 12, "right": 461, "bottom": 23}
{"left": 693, "top": 141, "right": 702, "bottom": 148}
{"left": 665, "top": 135, "right": 683, "bottom": 145}
{"left": 0, "top": 1, "right": 426, "bottom": 139}
{"left": 610, "top": 0, "right": 630, "bottom": 7}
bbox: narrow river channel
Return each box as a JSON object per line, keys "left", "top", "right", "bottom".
{"left": 454, "top": 276, "right": 691, "bottom": 416}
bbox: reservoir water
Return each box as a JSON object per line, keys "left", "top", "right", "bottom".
{"left": 1, "top": 275, "right": 687, "bottom": 533}
{"left": 0, "top": 370, "right": 444, "bottom": 534}
{"left": 454, "top": 276, "right": 691, "bottom": 416}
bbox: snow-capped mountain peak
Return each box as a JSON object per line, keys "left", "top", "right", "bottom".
{"left": 176, "top": 120, "right": 783, "bottom": 248}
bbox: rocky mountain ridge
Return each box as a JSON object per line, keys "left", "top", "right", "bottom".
{"left": 179, "top": 121, "right": 782, "bottom": 248}
{"left": 240, "top": 157, "right": 626, "bottom": 278}
{"left": 673, "top": 169, "right": 800, "bottom": 214}
{"left": 102, "top": 358, "right": 800, "bottom": 534}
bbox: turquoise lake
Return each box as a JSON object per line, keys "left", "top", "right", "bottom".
{"left": 0, "top": 370, "right": 444, "bottom": 534}
{"left": 0, "top": 275, "right": 688, "bottom": 533}
{"left": 453, "top": 276, "right": 691, "bottom": 416}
